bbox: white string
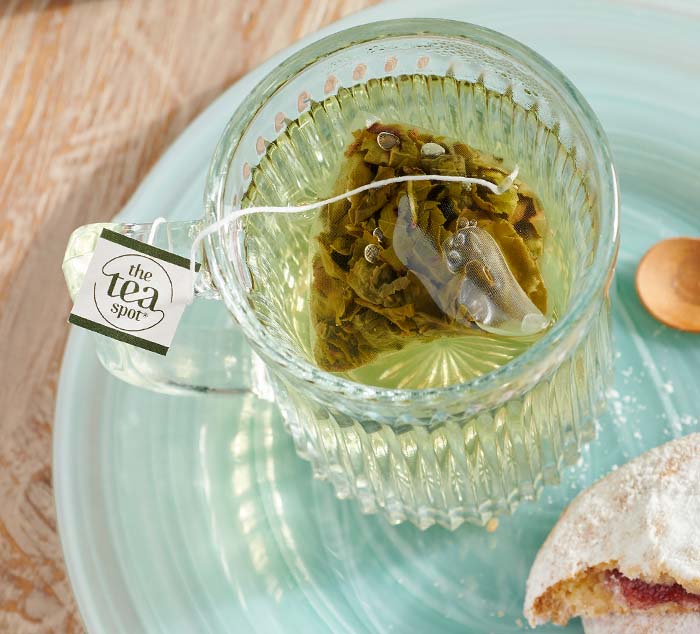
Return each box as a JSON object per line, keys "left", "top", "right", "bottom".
{"left": 147, "top": 217, "right": 167, "bottom": 245}
{"left": 186, "top": 166, "right": 519, "bottom": 303}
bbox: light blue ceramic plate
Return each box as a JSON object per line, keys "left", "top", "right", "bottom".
{"left": 54, "top": 1, "right": 700, "bottom": 632}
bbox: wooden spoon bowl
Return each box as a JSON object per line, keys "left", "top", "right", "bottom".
{"left": 636, "top": 237, "right": 700, "bottom": 332}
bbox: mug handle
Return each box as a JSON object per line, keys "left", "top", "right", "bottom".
{"left": 63, "top": 221, "right": 264, "bottom": 397}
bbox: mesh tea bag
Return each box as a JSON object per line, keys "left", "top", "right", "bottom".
{"left": 445, "top": 221, "right": 548, "bottom": 335}
{"left": 307, "top": 123, "right": 550, "bottom": 371}
{"left": 393, "top": 196, "right": 549, "bottom": 337}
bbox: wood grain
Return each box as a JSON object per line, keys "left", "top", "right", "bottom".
{"left": 0, "top": 1, "right": 379, "bottom": 632}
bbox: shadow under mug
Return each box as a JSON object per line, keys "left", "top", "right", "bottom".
{"left": 63, "top": 19, "right": 619, "bottom": 529}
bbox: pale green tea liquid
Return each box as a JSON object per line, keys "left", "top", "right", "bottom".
{"left": 242, "top": 75, "right": 577, "bottom": 389}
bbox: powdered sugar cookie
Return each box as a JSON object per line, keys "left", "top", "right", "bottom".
{"left": 524, "top": 434, "right": 700, "bottom": 627}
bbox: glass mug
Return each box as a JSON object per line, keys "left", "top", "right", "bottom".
{"left": 63, "top": 19, "right": 619, "bottom": 529}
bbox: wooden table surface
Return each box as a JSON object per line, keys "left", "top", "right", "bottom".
{"left": 0, "top": 1, "right": 378, "bottom": 631}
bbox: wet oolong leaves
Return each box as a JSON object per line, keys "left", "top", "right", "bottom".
{"left": 311, "top": 123, "right": 548, "bottom": 372}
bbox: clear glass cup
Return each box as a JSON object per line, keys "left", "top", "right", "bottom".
{"left": 63, "top": 19, "right": 619, "bottom": 529}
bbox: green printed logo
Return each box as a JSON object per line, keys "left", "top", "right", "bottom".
{"left": 95, "top": 255, "right": 171, "bottom": 331}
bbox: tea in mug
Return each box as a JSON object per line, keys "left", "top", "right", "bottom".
{"left": 241, "top": 74, "right": 567, "bottom": 389}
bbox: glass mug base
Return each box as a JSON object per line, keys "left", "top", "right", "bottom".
{"left": 274, "top": 301, "right": 612, "bottom": 529}
{"left": 63, "top": 20, "right": 619, "bottom": 530}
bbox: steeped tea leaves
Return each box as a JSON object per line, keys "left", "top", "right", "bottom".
{"left": 311, "top": 122, "right": 549, "bottom": 372}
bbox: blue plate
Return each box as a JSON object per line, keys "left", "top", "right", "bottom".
{"left": 54, "top": 1, "right": 700, "bottom": 632}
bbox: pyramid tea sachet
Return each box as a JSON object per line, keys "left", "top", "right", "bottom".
{"left": 311, "top": 122, "right": 549, "bottom": 372}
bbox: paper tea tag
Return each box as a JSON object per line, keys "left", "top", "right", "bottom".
{"left": 68, "top": 229, "right": 201, "bottom": 356}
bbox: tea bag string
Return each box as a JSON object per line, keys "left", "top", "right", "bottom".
{"left": 146, "top": 216, "right": 173, "bottom": 251}
{"left": 187, "top": 166, "right": 519, "bottom": 303}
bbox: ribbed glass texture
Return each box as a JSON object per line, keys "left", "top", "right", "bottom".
{"left": 203, "top": 20, "right": 619, "bottom": 528}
